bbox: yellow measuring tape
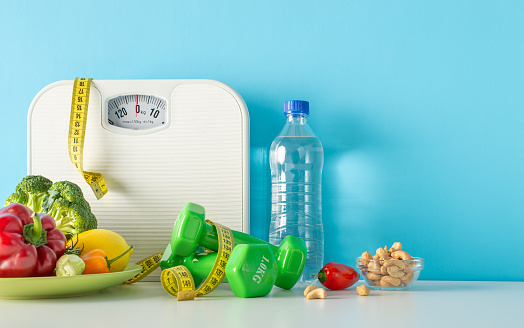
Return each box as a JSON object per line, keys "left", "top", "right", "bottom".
{"left": 69, "top": 77, "right": 108, "bottom": 199}
{"left": 160, "top": 220, "right": 234, "bottom": 301}
{"left": 123, "top": 252, "right": 163, "bottom": 284}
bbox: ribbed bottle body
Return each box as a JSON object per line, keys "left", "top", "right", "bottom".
{"left": 269, "top": 135, "right": 324, "bottom": 286}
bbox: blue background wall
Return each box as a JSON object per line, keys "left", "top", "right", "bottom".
{"left": 1, "top": 1, "right": 523, "bottom": 281}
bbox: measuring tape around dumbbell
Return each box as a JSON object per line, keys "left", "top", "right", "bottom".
{"left": 68, "top": 77, "right": 108, "bottom": 199}
{"left": 161, "top": 220, "right": 234, "bottom": 300}
{"left": 123, "top": 220, "right": 234, "bottom": 301}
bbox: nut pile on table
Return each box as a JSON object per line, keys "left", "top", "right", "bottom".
{"left": 360, "top": 242, "right": 416, "bottom": 288}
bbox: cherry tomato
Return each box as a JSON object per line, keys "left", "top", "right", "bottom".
{"left": 315, "top": 262, "right": 360, "bottom": 290}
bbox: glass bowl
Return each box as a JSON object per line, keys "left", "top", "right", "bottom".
{"left": 356, "top": 257, "right": 424, "bottom": 290}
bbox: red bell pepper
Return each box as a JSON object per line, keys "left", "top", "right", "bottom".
{"left": 0, "top": 203, "right": 66, "bottom": 277}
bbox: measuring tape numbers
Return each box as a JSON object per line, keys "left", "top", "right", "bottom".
{"left": 123, "top": 252, "right": 163, "bottom": 284}
{"left": 161, "top": 220, "right": 234, "bottom": 301}
{"left": 69, "top": 77, "right": 108, "bottom": 199}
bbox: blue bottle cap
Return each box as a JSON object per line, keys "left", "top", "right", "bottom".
{"left": 284, "top": 100, "right": 309, "bottom": 115}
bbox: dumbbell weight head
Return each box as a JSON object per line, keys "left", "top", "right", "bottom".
{"left": 170, "top": 202, "right": 208, "bottom": 257}
{"left": 273, "top": 235, "right": 307, "bottom": 290}
{"left": 225, "top": 244, "right": 278, "bottom": 298}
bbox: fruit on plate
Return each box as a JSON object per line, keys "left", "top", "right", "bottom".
{"left": 68, "top": 229, "right": 133, "bottom": 272}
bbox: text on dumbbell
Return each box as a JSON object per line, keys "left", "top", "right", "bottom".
{"left": 252, "top": 255, "right": 270, "bottom": 284}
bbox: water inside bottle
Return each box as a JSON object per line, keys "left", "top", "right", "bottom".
{"left": 269, "top": 135, "right": 324, "bottom": 286}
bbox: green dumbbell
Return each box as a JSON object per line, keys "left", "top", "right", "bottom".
{"left": 169, "top": 202, "right": 306, "bottom": 290}
{"left": 160, "top": 243, "right": 279, "bottom": 298}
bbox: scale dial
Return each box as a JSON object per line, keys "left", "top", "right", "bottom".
{"left": 107, "top": 95, "right": 167, "bottom": 130}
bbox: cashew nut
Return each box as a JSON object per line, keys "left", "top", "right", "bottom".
{"left": 361, "top": 251, "right": 373, "bottom": 265}
{"left": 404, "top": 260, "right": 417, "bottom": 270}
{"left": 367, "top": 272, "right": 383, "bottom": 281}
{"left": 356, "top": 284, "right": 370, "bottom": 296}
{"left": 390, "top": 242, "right": 402, "bottom": 252}
{"left": 383, "top": 259, "right": 405, "bottom": 270}
{"left": 391, "top": 250, "right": 413, "bottom": 261}
{"left": 380, "top": 275, "right": 401, "bottom": 287}
{"left": 401, "top": 272, "right": 414, "bottom": 283}
{"left": 304, "top": 284, "right": 319, "bottom": 296}
{"left": 379, "top": 255, "right": 391, "bottom": 265}
{"left": 386, "top": 265, "right": 406, "bottom": 278}
{"left": 306, "top": 287, "right": 327, "bottom": 300}
{"left": 367, "top": 261, "right": 381, "bottom": 273}
{"left": 380, "top": 265, "right": 388, "bottom": 275}
{"left": 380, "top": 279, "right": 392, "bottom": 287}
{"left": 376, "top": 247, "right": 389, "bottom": 258}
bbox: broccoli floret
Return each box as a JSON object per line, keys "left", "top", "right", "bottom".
{"left": 8, "top": 175, "right": 53, "bottom": 213}
{"left": 47, "top": 199, "right": 97, "bottom": 240}
{"left": 42, "top": 180, "right": 98, "bottom": 240}
{"left": 5, "top": 189, "right": 28, "bottom": 206}
{"left": 5, "top": 177, "right": 98, "bottom": 240}
{"left": 48, "top": 181, "right": 85, "bottom": 203}
{"left": 43, "top": 181, "right": 87, "bottom": 211}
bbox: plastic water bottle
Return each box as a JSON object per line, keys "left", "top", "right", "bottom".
{"left": 269, "top": 100, "right": 324, "bottom": 287}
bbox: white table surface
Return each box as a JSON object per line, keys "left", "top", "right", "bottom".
{"left": 1, "top": 280, "right": 522, "bottom": 328}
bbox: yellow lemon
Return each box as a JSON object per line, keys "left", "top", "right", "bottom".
{"left": 69, "top": 229, "right": 134, "bottom": 272}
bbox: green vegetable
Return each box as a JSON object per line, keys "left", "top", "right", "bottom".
{"left": 42, "top": 181, "right": 98, "bottom": 240}
{"left": 5, "top": 175, "right": 52, "bottom": 214}
{"left": 56, "top": 254, "right": 85, "bottom": 276}
{"left": 5, "top": 189, "right": 28, "bottom": 206}
{"left": 46, "top": 198, "right": 97, "bottom": 239}
{"left": 5, "top": 176, "right": 98, "bottom": 240}
{"left": 43, "top": 181, "right": 92, "bottom": 212}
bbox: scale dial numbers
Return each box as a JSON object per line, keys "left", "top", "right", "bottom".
{"left": 107, "top": 95, "right": 167, "bottom": 130}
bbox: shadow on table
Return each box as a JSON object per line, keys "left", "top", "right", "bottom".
{"left": 270, "top": 281, "right": 495, "bottom": 297}
{"left": 269, "top": 287, "right": 358, "bottom": 299}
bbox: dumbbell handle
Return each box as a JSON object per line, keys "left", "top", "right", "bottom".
{"left": 170, "top": 203, "right": 279, "bottom": 257}
{"left": 199, "top": 223, "right": 279, "bottom": 253}
{"left": 160, "top": 244, "right": 222, "bottom": 286}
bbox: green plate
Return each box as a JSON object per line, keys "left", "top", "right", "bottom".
{"left": 0, "top": 264, "right": 142, "bottom": 299}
